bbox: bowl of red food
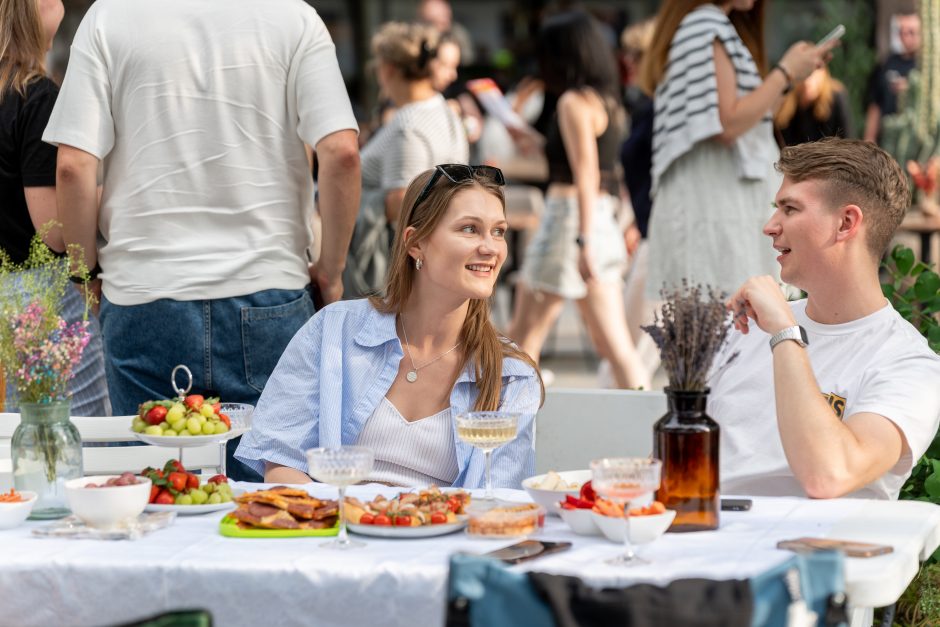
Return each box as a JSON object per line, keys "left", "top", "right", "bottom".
{"left": 65, "top": 473, "right": 151, "bottom": 528}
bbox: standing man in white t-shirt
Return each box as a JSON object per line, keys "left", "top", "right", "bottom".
{"left": 42, "top": 0, "right": 361, "bottom": 480}
{"left": 711, "top": 138, "right": 940, "bottom": 500}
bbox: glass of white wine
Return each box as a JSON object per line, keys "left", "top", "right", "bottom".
{"left": 455, "top": 411, "right": 519, "bottom": 502}
{"left": 305, "top": 446, "right": 374, "bottom": 549}
{"left": 590, "top": 457, "right": 662, "bottom": 566}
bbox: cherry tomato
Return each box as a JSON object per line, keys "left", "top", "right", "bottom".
{"left": 359, "top": 514, "right": 375, "bottom": 525}
{"left": 430, "top": 512, "right": 448, "bottom": 524}
{"left": 447, "top": 497, "right": 461, "bottom": 513}
{"left": 395, "top": 515, "right": 411, "bottom": 527}
{"left": 579, "top": 480, "right": 596, "bottom": 504}
{"left": 373, "top": 514, "right": 391, "bottom": 526}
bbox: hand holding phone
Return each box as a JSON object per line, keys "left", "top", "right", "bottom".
{"left": 817, "top": 25, "right": 845, "bottom": 47}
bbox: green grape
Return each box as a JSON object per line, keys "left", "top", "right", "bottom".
{"left": 158, "top": 421, "right": 170, "bottom": 430}
{"left": 175, "top": 493, "right": 193, "bottom": 505}
{"left": 163, "top": 429, "right": 178, "bottom": 437}
{"left": 201, "top": 422, "right": 216, "bottom": 435}
{"left": 144, "top": 425, "right": 163, "bottom": 436}
{"left": 202, "top": 482, "right": 215, "bottom": 494}
{"left": 186, "top": 417, "right": 201, "bottom": 434}
{"left": 189, "top": 488, "right": 209, "bottom": 505}
{"left": 215, "top": 423, "right": 229, "bottom": 434}
{"left": 200, "top": 404, "right": 216, "bottom": 418}
{"left": 170, "top": 419, "right": 187, "bottom": 433}
{"left": 207, "top": 493, "right": 222, "bottom": 505}
{"left": 166, "top": 403, "right": 186, "bottom": 422}
{"left": 219, "top": 492, "right": 232, "bottom": 503}
{"left": 132, "top": 419, "right": 146, "bottom": 433}
{"left": 179, "top": 430, "right": 192, "bottom": 437}
{"left": 216, "top": 483, "right": 233, "bottom": 496}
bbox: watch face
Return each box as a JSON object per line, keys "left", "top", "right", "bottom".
{"left": 798, "top": 326, "right": 809, "bottom": 345}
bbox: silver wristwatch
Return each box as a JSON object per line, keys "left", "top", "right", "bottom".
{"left": 769, "top": 325, "right": 809, "bottom": 350}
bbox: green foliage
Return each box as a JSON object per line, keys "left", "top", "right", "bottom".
{"left": 815, "top": 0, "right": 877, "bottom": 138}
{"left": 886, "top": 245, "right": 940, "bottom": 570}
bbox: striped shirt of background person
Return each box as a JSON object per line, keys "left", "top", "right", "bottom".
{"left": 651, "top": 4, "right": 774, "bottom": 191}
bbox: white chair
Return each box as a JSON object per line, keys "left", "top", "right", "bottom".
{"left": 535, "top": 388, "right": 666, "bottom": 474}
{"left": 0, "top": 412, "right": 223, "bottom": 490}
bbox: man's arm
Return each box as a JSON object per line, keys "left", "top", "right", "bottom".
{"left": 728, "top": 276, "right": 905, "bottom": 498}
{"left": 264, "top": 462, "right": 313, "bottom": 484}
{"left": 311, "top": 129, "right": 360, "bottom": 305}
{"left": 56, "top": 145, "right": 100, "bottom": 271}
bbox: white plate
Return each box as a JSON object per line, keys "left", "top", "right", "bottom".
{"left": 144, "top": 489, "right": 244, "bottom": 515}
{"left": 348, "top": 517, "right": 468, "bottom": 538}
{"left": 131, "top": 426, "right": 249, "bottom": 448}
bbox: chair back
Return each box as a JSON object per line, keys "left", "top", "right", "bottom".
{"left": 0, "top": 412, "right": 222, "bottom": 490}
{"left": 535, "top": 388, "right": 666, "bottom": 473}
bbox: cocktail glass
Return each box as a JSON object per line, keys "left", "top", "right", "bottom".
{"left": 305, "top": 446, "right": 374, "bottom": 549}
{"left": 590, "top": 457, "right": 662, "bottom": 566}
{"left": 455, "top": 411, "right": 518, "bottom": 503}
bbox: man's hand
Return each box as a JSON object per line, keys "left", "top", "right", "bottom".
{"left": 308, "top": 262, "right": 342, "bottom": 306}
{"left": 726, "top": 275, "right": 796, "bottom": 335}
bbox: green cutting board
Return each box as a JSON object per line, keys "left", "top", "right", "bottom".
{"left": 218, "top": 515, "right": 339, "bottom": 538}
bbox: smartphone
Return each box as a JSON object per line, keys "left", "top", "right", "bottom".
{"left": 777, "top": 537, "right": 893, "bottom": 558}
{"left": 483, "top": 540, "right": 572, "bottom": 564}
{"left": 817, "top": 24, "right": 845, "bottom": 47}
{"left": 721, "top": 498, "right": 753, "bottom": 511}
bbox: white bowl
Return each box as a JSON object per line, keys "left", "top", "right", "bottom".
{"left": 558, "top": 506, "right": 600, "bottom": 536}
{"left": 522, "top": 469, "right": 592, "bottom": 516}
{"left": 65, "top": 476, "right": 151, "bottom": 528}
{"left": 591, "top": 509, "right": 676, "bottom": 544}
{"left": 0, "top": 491, "right": 38, "bottom": 529}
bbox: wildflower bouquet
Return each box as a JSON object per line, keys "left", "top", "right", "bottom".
{"left": 642, "top": 282, "right": 736, "bottom": 391}
{"left": 0, "top": 228, "right": 93, "bottom": 405}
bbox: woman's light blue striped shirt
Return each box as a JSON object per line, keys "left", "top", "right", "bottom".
{"left": 234, "top": 298, "right": 540, "bottom": 488}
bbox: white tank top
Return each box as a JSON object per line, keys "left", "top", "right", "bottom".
{"left": 354, "top": 397, "right": 459, "bottom": 487}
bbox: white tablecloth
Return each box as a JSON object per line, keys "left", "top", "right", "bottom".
{"left": 0, "top": 485, "right": 937, "bottom": 627}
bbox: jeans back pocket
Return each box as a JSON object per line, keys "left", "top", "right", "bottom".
{"left": 242, "top": 291, "right": 314, "bottom": 393}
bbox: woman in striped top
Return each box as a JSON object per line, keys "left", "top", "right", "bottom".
{"left": 236, "top": 165, "right": 543, "bottom": 489}
{"left": 639, "top": 0, "right": 836, "bottom": 297}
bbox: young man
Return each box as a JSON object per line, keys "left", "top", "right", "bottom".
{"left": 864, "top": 11, "right": 921, "bottom": 143}
{"left": 711, "top": 138, "right": 940, "bottom": 499}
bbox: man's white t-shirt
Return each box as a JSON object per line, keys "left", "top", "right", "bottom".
{"left": 710, "top": 299, "right": 940, "bottom": 499}
{"left": 43, "top": 0, "right": 358, "bottom": 305}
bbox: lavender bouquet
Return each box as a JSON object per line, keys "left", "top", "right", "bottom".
{"left": 642, "top": 282, "right": 736, "bottom": 391}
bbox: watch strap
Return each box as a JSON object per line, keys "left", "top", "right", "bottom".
{"left": 769, "top": 325, "right": 808, "bottom": 350}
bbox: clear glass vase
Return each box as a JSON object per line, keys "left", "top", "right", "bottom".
{"left": 11, "top": 400, "right": 83, "bottom": 519}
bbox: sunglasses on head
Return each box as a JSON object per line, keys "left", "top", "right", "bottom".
{"left": 410, "top": 164, "right": 506, "bottom": 213}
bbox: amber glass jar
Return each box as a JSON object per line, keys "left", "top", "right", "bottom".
{"left": 653, "top": 389, "right": 719, "bottom": 532}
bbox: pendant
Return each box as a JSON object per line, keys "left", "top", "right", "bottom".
{"left": 406, "top": 370, "right": 418, "bottom": 383}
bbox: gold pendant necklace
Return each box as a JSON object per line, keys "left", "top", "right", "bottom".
{"left": 400, "top": 313, "right": 461, "bottom": 383}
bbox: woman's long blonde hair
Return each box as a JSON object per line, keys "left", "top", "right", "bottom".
{"left": 775, "top": 68, "right": 845, "bottom": 128}
{"left": 0, "top": 0, "right": 47, "bottom": 101}
{"left": 639, "top": 0, "right": 767, "bottom": 95}
{"left": 369, "top": 169, "right": 544, "bottom": 411}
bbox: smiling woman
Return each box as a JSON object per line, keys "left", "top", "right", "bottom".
{"left": 235, "top": 165, "right": 544, "bottom": 490}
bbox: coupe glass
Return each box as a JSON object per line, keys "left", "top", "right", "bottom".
{"left": 455, "top": 411, "right": 518, "bottom": 503}
{"left": 305, "top": 446, "right": 374, "bottom": 549}
{"left": 590, "top": 457, "right": 662, "bottom": 566}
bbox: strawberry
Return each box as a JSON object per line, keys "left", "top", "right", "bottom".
{"left": 167, "top": 472, "right": 187, "bottom": 492}
{"left": 218, "top": 413, "right": 231, "bottom": 428}
{"left": 149, "top": 484, "right": 160, "bottom": 503}
{"left": 208, "top": 474, "right": 228, "bottom": 485}
{"left": 212, "top": 402, "right": 221, "bottom": 414}
{"left": 184, "top": 394, "right": 204, "bottom": 410}
{"left": 145, "top": 405, "right": 168, "bottom": 426}
{"left": 186, "top": 473, "right": 199, "bottom": 489}
{"left": 163, "top": 459, "right": 186, "bottom": 474}
{"left": 155, "top": 489, "right": 175, "bottom": 505}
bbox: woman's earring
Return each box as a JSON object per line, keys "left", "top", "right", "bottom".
{"left": 415, "top": 258, "right": 423, "bottom": 270}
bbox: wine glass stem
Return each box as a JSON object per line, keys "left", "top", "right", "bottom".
{"left": 337, "top": 485, "right": 348, "bottom": 544}
{"left": 622, "top": 509, "right": 635, "bottom": 560}
{"left": 484, "top": 450, "right": 493, "bottom": 501}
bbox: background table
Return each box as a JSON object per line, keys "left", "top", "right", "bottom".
{"left": 0, "top": 485, "right": 937, "bottom": 627}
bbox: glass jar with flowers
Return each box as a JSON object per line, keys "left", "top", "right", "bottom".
{"left": 0, "top": 229, "right": 93, "bottom": 518}
{"left": 642, "top": 283, "right": 737, "bottom": 532}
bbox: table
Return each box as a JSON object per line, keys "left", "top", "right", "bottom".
{"left": 899, "top": 211, "right": 940, "bottom": 266}
{"left": 0, "top": 486, "right": 937, "bottom": 627}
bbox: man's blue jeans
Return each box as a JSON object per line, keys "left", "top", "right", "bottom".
{"left": 100, "top": 288, "right": 315, "bottom": 481}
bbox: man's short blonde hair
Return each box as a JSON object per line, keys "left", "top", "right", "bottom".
{"left": 776, "top": 138, "right": 910, "bottom": 257}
